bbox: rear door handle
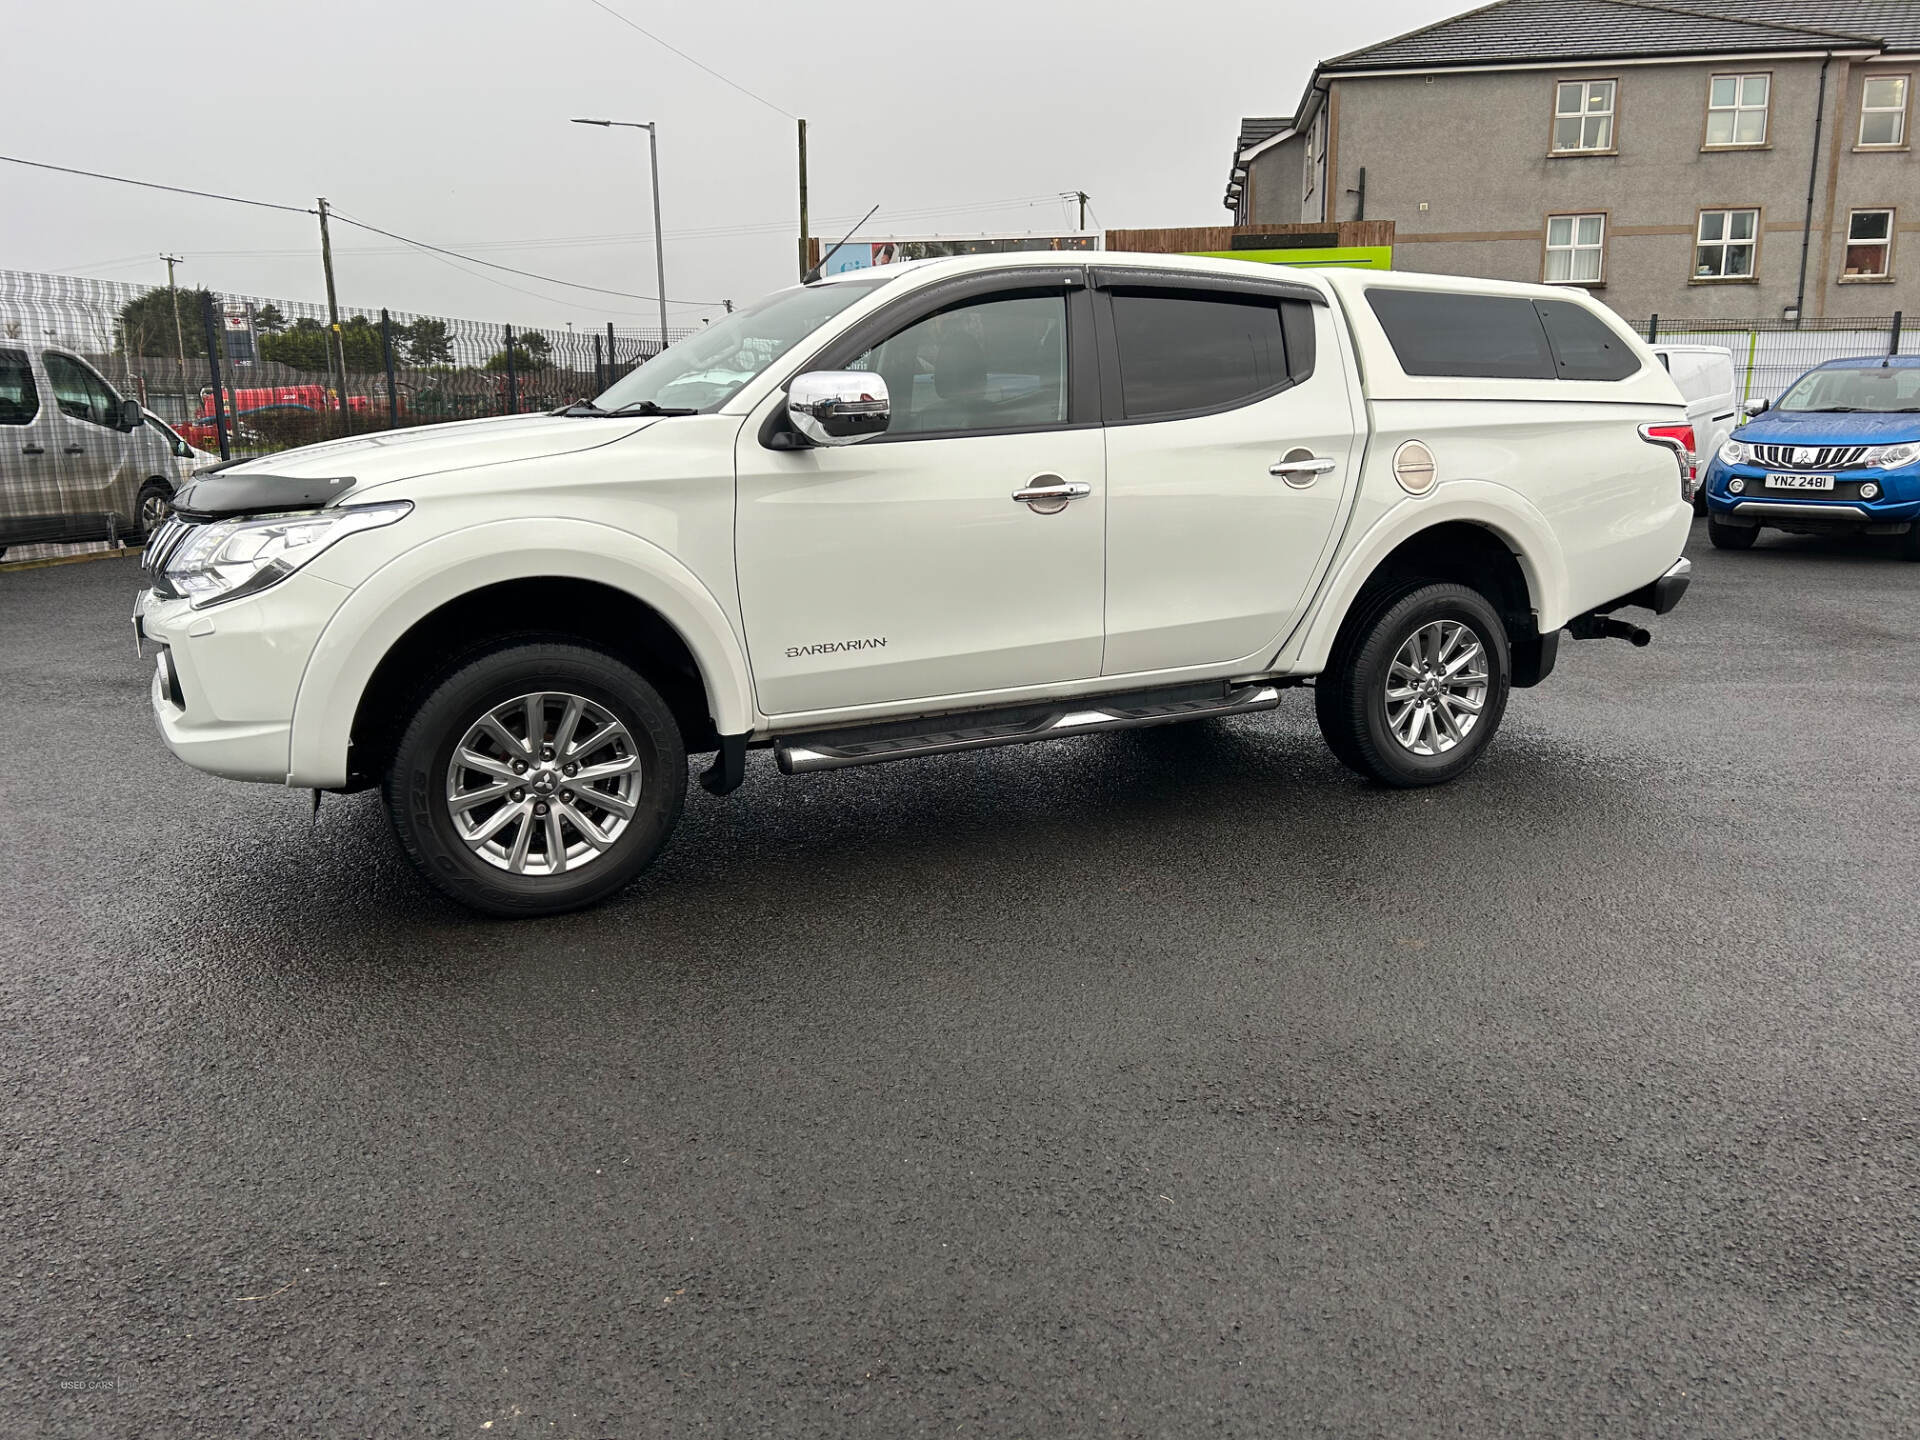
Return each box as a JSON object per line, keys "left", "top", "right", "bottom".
{"left": 63, "top": 444, "right": 86, "bottom": 454}
{"left": 1011, "top": 479, "right": 1092, "bottom": 504}
{"left": 1268, "top": 455, "right": 1337, "bottom": 479}
{"left": 21, "top": 444, "right": 44, "bottom": 455}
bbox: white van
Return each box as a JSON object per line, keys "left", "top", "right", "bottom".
{"left": 1652, "top": 344, "right": 1738, "bottom": 513}
{"left": 0, "top": 342, "right": 184, "bottom": 558}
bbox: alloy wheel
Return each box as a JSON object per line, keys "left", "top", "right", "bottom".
{"left": 444, "top": 691, "right": 642, "bottom": 875}
{"left": 1383, "top": 619, "right": 1488, "bottom": 756}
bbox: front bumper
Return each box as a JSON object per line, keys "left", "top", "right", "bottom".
{"left": 137, "top": 572, "right": 352, "bottom": 784}
{"left": 1703, "top": 459, "right": 1920, "bottom": 531}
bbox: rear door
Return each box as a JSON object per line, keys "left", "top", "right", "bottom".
{"left": 1093, "top": 270, "right": 1359, "bottom": 675}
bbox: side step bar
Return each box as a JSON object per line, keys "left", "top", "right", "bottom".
{"left": 774, "top": 681, "right": 1283, "bottom": 775}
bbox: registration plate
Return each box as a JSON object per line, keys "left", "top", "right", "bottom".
{"left": 1765, "top": 473, "right": 1835, "bottom": 491}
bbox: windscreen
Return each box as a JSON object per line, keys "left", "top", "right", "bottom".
{"left": 1776, "top": 366, "right": 1920, "bottom": 413}
{"left": 594, "top": 279, "right": 888, "bottom": 413}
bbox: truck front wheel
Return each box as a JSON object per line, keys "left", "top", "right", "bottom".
{"left": 1315, "top": 582, "right": 1511, "bottom": 788}
{"left": 383, "top": 640, "right": 687, "bottom": 917}
{"left": 1708, "top": 516, "right": 1757, "bottom": 550}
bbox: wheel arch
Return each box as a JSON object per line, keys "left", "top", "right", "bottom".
{"left": 1286, "top": 489, "right": 1570, "bottom": 683}
{"left": 288, "top": 519, "right": 755, "bottom": 790}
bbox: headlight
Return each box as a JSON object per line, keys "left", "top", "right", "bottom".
{"left": 1718, "top": 438, "right": 1754, "bottom": 467}
{"left": 1860, "top": 442, "right": 1920, "bottom": 470}
{"left": 162, "top": 500, "right": 411, "bottom": 608}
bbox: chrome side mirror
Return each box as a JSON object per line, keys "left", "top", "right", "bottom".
{"left": 1744, "top": 396, "right": 1771, "bottom": 418}
{"left": 787, "top": 371, "right": 890, "bottom": 446}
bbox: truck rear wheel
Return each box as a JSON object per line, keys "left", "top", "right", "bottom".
{"left": 383, "top": 640, "right": 687, "bottom": 917}
{"left": 1315, "top": 582, "right": 1511, "bottom": 788}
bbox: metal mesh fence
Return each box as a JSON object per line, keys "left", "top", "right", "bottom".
{"left": 1, "top": 267, "right": 696, "bottom": 461}
{"left": 1641, "top": 314, "right": 1914, "bottom": 406}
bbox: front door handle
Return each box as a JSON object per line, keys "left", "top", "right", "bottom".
{"left": 21, "top": 444, "right": 44, "bottom": 455}
{"left": 1012, "top": 477, "right": 1092, "bottom": 514}
{"left": 63, "top": 444, "right": 86, "bottom": 454}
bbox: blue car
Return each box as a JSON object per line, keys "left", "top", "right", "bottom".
{"left": 1702, "top": 355, "right": 1920, "bottom": 560}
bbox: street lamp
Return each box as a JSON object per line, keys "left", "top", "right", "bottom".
{"left": 571, "top": 117, "right": 669, "bottom": 353}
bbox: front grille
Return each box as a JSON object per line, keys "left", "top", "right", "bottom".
{"left": 140, "top": 515, "right": 208, "bottom": 589}
{"left": 1751, "top": 443, "right": 1870, "bottom": 470}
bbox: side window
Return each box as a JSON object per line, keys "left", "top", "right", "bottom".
{"left": 1366, "top": 290, "right": 1556, "bottom": 379}
{"left": 42, "top": 352, "right": 120, "bottom": 427}
{"left": 1533, "top": 299, "right": 1640, "bottom": 380}
{"left": 0, "top": 349, "right": 39, "bottom": 425}
{"left": 1109, "top": 291, "right": 1311, "bottom": 420}
{"left": 847, "top": 293, "right": 1067, "bottom": 438}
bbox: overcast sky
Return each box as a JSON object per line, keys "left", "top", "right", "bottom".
{"left": 2, "top": 0, "right": 1461, "bottom": 332}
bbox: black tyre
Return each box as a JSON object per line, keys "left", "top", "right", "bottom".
{"left": 135, "top": 480, "right": 173, "bottom": 540}
{"left": 1315, "top": 581, "right": 1511, "bottom": 788}
{"left": 1708, "top": 515, "right": 1757, "bottom": 550}
{"left": 1901, "top": 522, "right": 1920, "bottom": 563}
{"left": 383, "top": 641, "right": 687, "bottom": 917}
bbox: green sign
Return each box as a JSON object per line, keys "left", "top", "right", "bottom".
{"left": 1188, "top": 245, "right": 1393, "bottom": 271}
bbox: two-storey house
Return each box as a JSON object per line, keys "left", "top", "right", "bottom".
{"left": 1225, "top": 0, "right": 1918, "bottom": 320}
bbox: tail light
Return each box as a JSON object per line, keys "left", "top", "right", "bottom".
{"left": 1639, "top": 422, "right": 1698, "bottom": 503}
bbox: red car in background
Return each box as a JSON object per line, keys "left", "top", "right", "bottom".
{"left": 181, "top": 385, "right": 381, "bottom": 449}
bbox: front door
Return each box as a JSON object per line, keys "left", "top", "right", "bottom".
{"left": 1096, "top": 283, "right": 1359, "bottom": 675}
{"left": 736, "top": 279, "right": 1105, "bottom": 718}
{"left": 41, "top": 351, "right": 137, "bottom": 534}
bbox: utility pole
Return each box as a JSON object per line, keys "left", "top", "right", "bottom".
{"left": 161, "top": 255, "right": 187, "bottom": 422}
{"left": 797, "top": 118, "right": 809, "bottom": 281}
{"left": 315, "top": 197, "right": 349, "bottom": 433}
{"left": 1075, "top": 191, "right": 1089, "bottom": 231}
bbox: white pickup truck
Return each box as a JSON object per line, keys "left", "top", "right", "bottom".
{"left": 136, "top": 254, "right": 1695, "bottom": 915}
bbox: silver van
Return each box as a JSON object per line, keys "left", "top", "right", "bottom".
{"left": 0, "top": 342, "right": 184, "bottom": 558}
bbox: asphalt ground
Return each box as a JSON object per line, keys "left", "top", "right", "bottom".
{"left": 4, "top": 521, "right": 1918, "bottom": 1438}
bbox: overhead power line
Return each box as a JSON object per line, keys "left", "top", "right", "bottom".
{"left": 0, "top": 153, "right": 315, "bottom": 215}
{"left": 326, "top": 210, "right": 726, "bottom": 308}
{"left": 0, "top": 153, "right": 727, "bottom": 309}
{"left": 582, "top": 0, "right": 797, "bottom": 120}
{"left": 174, "top": 194, "right": 1074, "bottom": 261}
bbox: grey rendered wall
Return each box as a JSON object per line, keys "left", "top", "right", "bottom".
{"left": 1245, "top": 135, "right": 1308, "bottom": 227}
{"left": 1328, "top": 60, "right": 1914, "bottom": 321}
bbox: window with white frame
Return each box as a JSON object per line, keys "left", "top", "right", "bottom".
{"left": 1858, "top": 75, "right": 1909, "bottom": 147}
{"left": 1844, "top": 210, "right": 1894, "bottom": 278}
{"left": 1706, "top": 73, "right": 1769, "bottom": 146}
{"left": 1695, "top": 208, "right": 1759, "bottom": 278}
{"left": 1545, "top": 213, "right": 1606, "bottom": 283}
{"left": 1552, "top": 79, "right": 1616, "bottom": 152}
{"left": 1303, "top": 113, "right": 1319, "bottom": 203}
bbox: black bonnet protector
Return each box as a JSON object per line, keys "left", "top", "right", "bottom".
{"left": 170, "top": 471, "right": 356, "bottom": 521}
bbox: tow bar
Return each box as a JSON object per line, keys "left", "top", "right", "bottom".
{"left": 1567, "top": 613, "right": 1652, "bottom": 646}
